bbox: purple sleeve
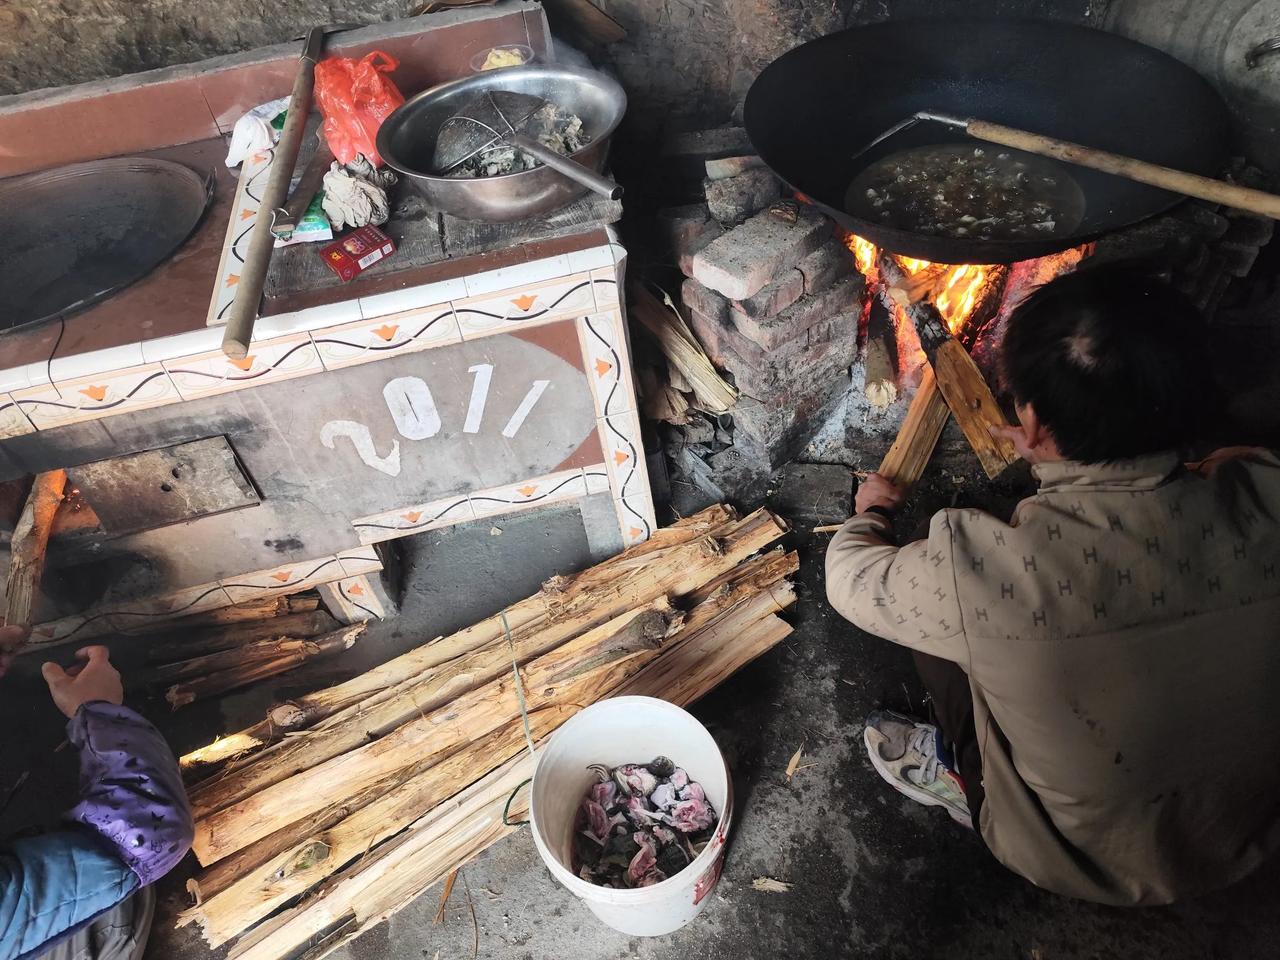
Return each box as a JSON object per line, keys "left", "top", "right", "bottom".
{"left": 64, "top": 702, "right": 194, "bottom": 886}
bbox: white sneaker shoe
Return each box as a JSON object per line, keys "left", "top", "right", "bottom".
{"left": 864, "top": 709, "right": 972, "bottom": 827}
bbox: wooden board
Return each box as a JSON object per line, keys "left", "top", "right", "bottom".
{"left": 264, "top": 182, "right": 622, "bottom": 303}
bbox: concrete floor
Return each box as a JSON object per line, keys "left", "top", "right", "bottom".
{"left": 4, "top": 493, "right": 1280, "bottom": 960}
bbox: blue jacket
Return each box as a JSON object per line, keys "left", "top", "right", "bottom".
{"left": 0, "top": 703, "right": 193, "bottom": 960}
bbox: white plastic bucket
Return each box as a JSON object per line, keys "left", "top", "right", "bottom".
{"left": 529, "top": 696, "right": 733, "bottom": 936}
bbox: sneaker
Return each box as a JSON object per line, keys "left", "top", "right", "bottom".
{"left": 864, "top": 709, "right": 971, "bottom": 827}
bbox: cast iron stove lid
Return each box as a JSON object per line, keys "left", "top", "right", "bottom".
{"left": 0, "top": 157, "right": 213, "bottom": 334}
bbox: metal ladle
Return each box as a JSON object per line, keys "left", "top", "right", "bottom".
{"left": 433, "top": 90, "right": 622, "bottom": 200}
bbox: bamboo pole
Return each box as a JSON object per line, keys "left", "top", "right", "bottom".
{"left": 3, "top": 470, "right": 66, "bottom": 647}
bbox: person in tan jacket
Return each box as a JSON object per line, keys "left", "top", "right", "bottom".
{"left": 826, "top": 267, "right": 1280, "bottom": 906}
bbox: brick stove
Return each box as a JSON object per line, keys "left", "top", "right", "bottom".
{"left": 0, "top": 6, "right": 656, "bottom": 651}
{"left": 653, "top": 127, "right": 1276, "bottom": 507}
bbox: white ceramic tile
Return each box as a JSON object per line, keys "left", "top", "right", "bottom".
{"left": 253, "top": 299, "right": 364, "bottom": 340}
{"left": 589, "top": 267, "right": 620, "bottom": 308}
{"left": 0, "top": 395, "right": 34, "bottom": 439}
{"left": 453, "top": 274, "right": 596, "bottom": 340}
{"left": 583, "top": 464, "right": 611, "bottom": 495}
{"left": 220, "top": 554, "right": 347, "bottom": 603}
{"left": 48, "top": 343, "right": 146, "bottom": 383}
{"left": 597, "top": 409, "right": 653, "bottom": 507}
{"left": 206, "top": 257, "right": 241, "bottom": 327}
{"left": 351, "top": 495, "right": 475, "bottom": 544}
{"left": 468, "top": 468, "right": 590, "bottom": 519}
{"left": 615, "top": 500, "right": 653, "bottom": 548}
{"left": 463, "top": 254, "right": 572, "bottom": 298}
{"left": 0, "top": 365, "right": 31, "bottom": 393}
{"left": 360, "top": 278, "right": 469, "bottom": 319}
{"left": 328, "top": 575, "right": 386, "bottom": 621}
{"left": 13, "top": 365, "right": 180, "bottom": 431}
{"left": 140, "top": 326, "right": 226, "bottom": 364}
{"left": 312, "top": 304, "right": 461, "bottom": 371}
{"left": 337, "top": 545, "right": 383, "bottom": 577}
{"left": 577, "top": 311, "right": 637, "bottom": 420}
{"left": 567, "top": 244, "right": 616, "bottom": 273}
{"left": 165, "top": 334, "right": 323, "bottom": 400}
{"left": 22, "top": 362, "right": 52, "bottom": 388}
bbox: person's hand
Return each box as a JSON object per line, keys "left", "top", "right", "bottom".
{"left": 0, "top": 624, "right": 30, "bottom": 679}
{"left": 41, "top": 646, "right": 123, "bottom": 719}
{"left": 855, "top": 472, "right": 906, "bottom": 516}
{"left": 990, "top": 423, "right": 1043, "bottom": 465}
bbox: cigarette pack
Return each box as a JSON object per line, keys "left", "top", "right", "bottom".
{"left": 320, "top": 225, "right": 396, "bottom": 282}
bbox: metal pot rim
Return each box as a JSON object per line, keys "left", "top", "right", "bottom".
{"left": 378, "top": 63, "right": 627, "bottom": 184}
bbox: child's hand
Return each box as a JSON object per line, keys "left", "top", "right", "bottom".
{"left": 41, "top": 646, "right": 123, "bottom": 718}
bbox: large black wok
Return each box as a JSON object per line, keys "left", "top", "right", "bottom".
{"left": 743, "top": 18, "right": 1232, "bottom": 264}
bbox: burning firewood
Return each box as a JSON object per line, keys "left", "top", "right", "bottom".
{"left": 863, "top": 300, "right": 899, "bottom": 410}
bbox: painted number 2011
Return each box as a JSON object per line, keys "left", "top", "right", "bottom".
{"left": 321, "top": 365, "right": 552, "bottom": 477}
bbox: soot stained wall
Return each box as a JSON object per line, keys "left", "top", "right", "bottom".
{"left": 3, "top": 0, "right": 1105, "bottom": 121}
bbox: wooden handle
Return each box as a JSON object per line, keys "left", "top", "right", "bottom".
{"left": 967, "top": 119, "right": 1280, "bottom": 219}
{"left": 221, "top": 31, "right": 323, "bottom": 359}
{"left": 3, "top": 470, "right": 67, "bottom": 648}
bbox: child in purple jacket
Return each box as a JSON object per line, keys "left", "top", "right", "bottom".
{"left": 0, "top": 628, "right": 193, "bottom": 960}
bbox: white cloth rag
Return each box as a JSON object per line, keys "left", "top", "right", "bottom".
{"left": 224, "top": 97, "right": 290, "bottom": 168}
{"left": 321, "top": 154, "right": 398, "bottom": 230}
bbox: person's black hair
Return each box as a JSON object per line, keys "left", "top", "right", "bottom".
{"left": 1001, "top": 266, "right": 1204, "bottom": 464}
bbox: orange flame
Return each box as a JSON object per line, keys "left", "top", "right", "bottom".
{"left": 844, "top": 231, "right": 1096, "bottom": 349}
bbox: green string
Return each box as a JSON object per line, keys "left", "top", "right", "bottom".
{"left": 503, "top": 777, "right": 532, "bottom": 827}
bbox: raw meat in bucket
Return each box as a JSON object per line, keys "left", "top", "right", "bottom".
{"left": 573, "top": 757, "right": 717, "bottom": 888}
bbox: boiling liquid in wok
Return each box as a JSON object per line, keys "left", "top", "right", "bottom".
{"left": 845, "top": 143, "right": 1086, "bottom": 241}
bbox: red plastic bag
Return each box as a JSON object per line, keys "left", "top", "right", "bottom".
{"left": 314, "top": 51, "right": 405, "bottom": 167}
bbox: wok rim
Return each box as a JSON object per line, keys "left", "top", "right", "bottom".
{"left": 743, "top": 16, "right": 1232, "bottom": 264}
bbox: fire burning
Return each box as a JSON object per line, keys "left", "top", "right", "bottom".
{"left": 844, "top": 232, "right": 1095, "bottom": 340}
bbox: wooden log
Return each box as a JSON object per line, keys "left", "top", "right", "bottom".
{"left": 185, "top": 557, "right": 797, "bottom": 944}
{"left": 166, "top": 625, "right": 364, "bottom": 711}
{"left": 630, "top": 284, "right": 738, "bottom": 414}
{"left": 878, "top": 367, "right": 951, "bottom": 489}
{"left": 183, "top": 708, "right": 573, "bottom": 944}
{"left": 183, "top": 507, "right": 737, "bottom": 779}
{"left": 192, "top": 601, "right": 682, "bottom": 864}
{"left": 148, "top": 635, "right": 348, "bottom": 687}
{"left": 911, "top": 306, "right": 1020, "bottom": 479}
{"left": 183, "top": 508, "right": 781, "bottom": 800}
{"left": 126, "top": 592, "right": 321, "bottom": 635}
{"left": 224, "top": 584, "right": 797, "bottom": 960}
{"left": 863, "top": 300, "right": 899, "bottom": 410}
{"left": 147, "top": 610, "right": 339, "bottom": 663}
{"left": 4, "top": 470, "right": 67, "bottom": 645}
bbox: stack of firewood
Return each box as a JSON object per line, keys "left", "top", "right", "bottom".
{"left": 135, "top": 592, "right": 363, "bottom": 710}
{"left": 175, "top": 505, "right": 795, "bottom": 960}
